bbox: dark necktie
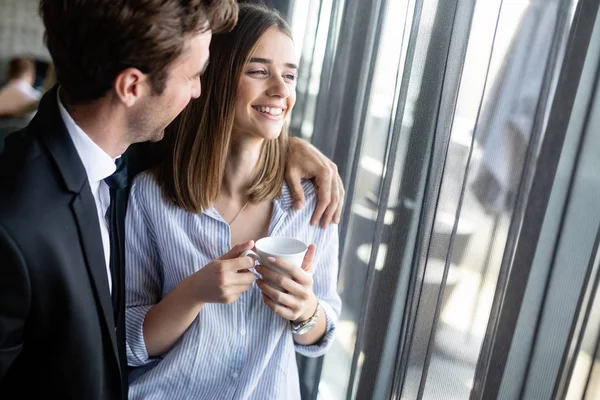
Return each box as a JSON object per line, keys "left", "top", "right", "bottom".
{"left": 104, "top": 156, "right": 129, "bottom": 394}
{"left": 104, "top": 157, "right": 128, "bottom": 315}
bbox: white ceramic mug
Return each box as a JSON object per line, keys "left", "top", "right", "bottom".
{"left": 241, "top": 237, "right": 308, "bottom": 289}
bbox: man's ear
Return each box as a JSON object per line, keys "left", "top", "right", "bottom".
{"left": 113, "top": 68, "right": 149, "bottom": 107}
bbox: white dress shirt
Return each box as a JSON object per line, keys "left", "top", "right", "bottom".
{"left": 57, "top": 90, "right": 116, "bottom": 293}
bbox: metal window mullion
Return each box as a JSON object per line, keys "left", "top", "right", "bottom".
{"left": 290, "top": 0, "right": 325, "bottom": 136}
{"left": 332, "top": 0, "right": 387, "bottom": 249}
{"left": 413, "top": 0, "right": 479, "bottom": 396}
{"left": 465, "top": 0, "right": 574, "bottom": 397}
{"left": 310, "top": 0, "right": 343, "bottom": 126}
{"left": 343, "top": 0, "right": 426, "bottom": 398}
{"left": 348, "top": 0, "right": 476, "bottom": 397}
{"left": 294, "top": 0, "right": 388, "bottom": 398}
{"left": 308, "top": 0, "right": 386, "bottom": 250}
{"left": 385, "top": 0, "right": 477, "bottom": 396}
{"left": 582, "top": 307, "right": 600, "bottom": 398}
{"left": 310, "top": 0, "right": 364, "bottom": 158}
{"left": 555, "top": 225, "right": 600, "bottom": 398}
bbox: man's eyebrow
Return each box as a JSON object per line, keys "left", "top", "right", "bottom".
{"left": 249, "top": 57, "right": 298, "bottom": 69}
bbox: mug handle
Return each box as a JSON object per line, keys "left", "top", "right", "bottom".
{"left": 241, "top": 250, "right": 262, "bottom": 278}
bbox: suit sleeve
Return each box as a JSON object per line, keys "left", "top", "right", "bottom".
{"left": 0, "top": 225, "right": 30, "bottom": 378}
{"left": 124, "top": 178, "right": 162, "bottom": 367}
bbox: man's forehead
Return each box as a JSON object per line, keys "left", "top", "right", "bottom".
{"left": 175, "top": 30, "right": 212, "bottom": 67}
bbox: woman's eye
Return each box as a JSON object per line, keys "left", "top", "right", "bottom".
{"left": 248, "top": 70, "right": 268, "bottom": 76}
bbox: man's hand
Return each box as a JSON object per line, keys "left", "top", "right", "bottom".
{"left": 189, "top": 241, "right": 256, "bottom": 304}
{"left": 285, "top": 137, "right": 344, "bottom": 228}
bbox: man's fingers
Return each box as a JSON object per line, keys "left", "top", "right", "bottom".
{"left": 333, "top": 174, "right": 345, "bottom": 224}
{"left": 311, "top": 165, "right": 332, "bottom": 225}
{"left": 219, "top": 240, "right": 254, "bottom": 260}
{"left": 320, "top": 163, "right": 340, "bottom": 228}
{"left": 286, "top": 168, "right": 306, "bottom": 210}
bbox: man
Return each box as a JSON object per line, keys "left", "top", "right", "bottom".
{"left": 0, "top": 1, "right": 343, "bottom": 399}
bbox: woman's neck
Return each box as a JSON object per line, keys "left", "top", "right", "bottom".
{"left": 220, "top": 134, "right": 264, "bottom": 201}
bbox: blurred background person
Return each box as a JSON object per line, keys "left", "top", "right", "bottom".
{"left": 0, "top": 56, "right": 41, "bottom": 118}
{"left": 0, "top": 56, "right": 43, "bottom": 151}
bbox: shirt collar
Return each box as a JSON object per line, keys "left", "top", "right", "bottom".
{"left": 57, "top": 88, "right": 117, "bottom": 183}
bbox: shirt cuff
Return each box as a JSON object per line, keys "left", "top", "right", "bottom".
{"left": 294, "top": 300, "right": 338, "bottom": 358}
{"left": 125, "top": 305, "right": 153, "bottom": 366}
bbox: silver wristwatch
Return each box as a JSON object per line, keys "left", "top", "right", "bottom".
{"left": 291, "top": 300, "right": 320, "bottom": 335}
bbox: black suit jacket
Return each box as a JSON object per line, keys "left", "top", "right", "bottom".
{"left": 0, "top": 86, "right": 124, "bottom": 399}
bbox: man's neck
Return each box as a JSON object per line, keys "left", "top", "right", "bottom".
{"left": 60, "top": 92, "right": 130, "bottom": 158}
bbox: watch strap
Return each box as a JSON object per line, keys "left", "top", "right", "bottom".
{"left": 291, "top": 299, "right": 320, "bottom": 335}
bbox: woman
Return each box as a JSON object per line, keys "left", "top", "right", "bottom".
{"left": 125, "top": 4, "right": 341, "bottom": 399}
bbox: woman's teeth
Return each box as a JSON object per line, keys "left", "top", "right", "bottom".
{"left": 254, "top": 106, "right": 283, "bottom": 116}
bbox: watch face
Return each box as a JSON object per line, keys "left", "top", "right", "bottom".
{"left": 291, "top": 302, "right": 320, "bottom": 335}
{"left": 292, "top": 319, "right": 317, "bottom": 335}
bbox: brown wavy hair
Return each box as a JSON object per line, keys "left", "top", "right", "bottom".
{"left": 158, "top": 3, "right": 293, "bottom": 213}
{"left": 39, "top": 0, "right": 238, "bottom": 104}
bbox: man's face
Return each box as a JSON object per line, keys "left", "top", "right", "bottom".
{"left": 128, "top": 30, "right": 212, "bottom": 143}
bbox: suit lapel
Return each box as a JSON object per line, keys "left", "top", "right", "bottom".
{"left": 71, "top": 191, "right": 120, "bottom": 359}
{"left": 34, "top": 85, "right": 121, "bottom": 370}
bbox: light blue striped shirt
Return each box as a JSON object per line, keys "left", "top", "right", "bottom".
{"left": 125, "top": 171, "right": 342, "bottom": 400}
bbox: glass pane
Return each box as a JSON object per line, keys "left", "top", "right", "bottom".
{"left": 420, "top": 0, "right": 577, "bottom": 398}
{"left": 318, "top": 1, "right": 414, "bottom": 398}
{"left": 290, "top": 0, "right": 337, "bottom": 141}
{"left": 564, "top": 239, "right": 600, "bottom": 400}
{"left": 286, "top": 0, "right": 579, "bottom": 398}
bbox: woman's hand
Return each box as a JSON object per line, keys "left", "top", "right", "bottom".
{"left": 255, "top": 244, "right": 318, "bottom": 322}
{"left": 285, "top": 137, "right": 344, "bottom": 228}
{"left": 189, "top": 241, "right": 257, "bottom": 305}
{"left": 143, "top": 241, "right": 256, "bottom": 357}
{"left": 256, "top": 244, "right": 327, "bottom": 345}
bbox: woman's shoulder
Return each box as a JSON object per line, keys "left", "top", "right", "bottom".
{"left": 129, "top": 169, "right": 171, "bottom": 209}
{"left": 131, "top": 169, "right": 160, "bottom": 194}
{"left": 280, "top": 179, "right": 317, "bottom": 207}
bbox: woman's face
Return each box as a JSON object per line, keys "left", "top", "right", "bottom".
{"left": 232, "top": 27, "right": 297, "bottom": 141}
